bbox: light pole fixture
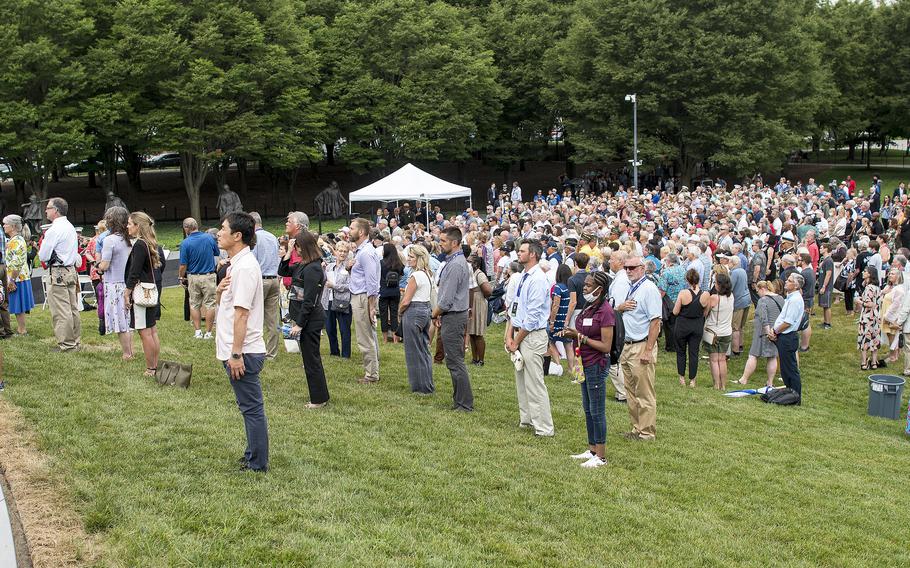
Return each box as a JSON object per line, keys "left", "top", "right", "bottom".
{"left": 624, "top": 94, "right": 641, "bottom": 191}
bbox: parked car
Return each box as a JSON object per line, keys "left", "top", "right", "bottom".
{"left": 145, "top": 152, "right": 181, "bottom": 168}
{"left": 65, "top": 160, "right": 103, "bottom": 174}
{"left": 0, "top": 163, "right": 11, "bottom": 180}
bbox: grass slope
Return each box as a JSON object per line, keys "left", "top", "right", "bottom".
{"left": 2, "top": 289, "right": 909, "bottom": 566}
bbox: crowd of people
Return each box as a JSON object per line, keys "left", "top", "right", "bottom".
{"left": 6, "top": 170, "right": 910, "bottom": 470}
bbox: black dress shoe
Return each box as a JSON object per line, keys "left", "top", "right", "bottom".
{"left": 239, "top": 463, "right": 268, "bottom": 473}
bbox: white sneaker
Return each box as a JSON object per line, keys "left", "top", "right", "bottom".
{"left": 580, "top": 456, "right": 607, "bottom": 468}
{"left": 570, "top": 450, "right": 595, "bottom": 460}
{"left": 548, "top": 362, "right": 564, "bottom": 376}
{"left": 203, "top": 332, "right": 213, "bottom": 339}
{"left": 194, "top": 330, "right": 203, "bottom": 339}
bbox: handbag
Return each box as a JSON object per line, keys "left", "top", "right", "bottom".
{"left": 429, "top": 273, "right": 438, "bottom": 311}
{"left": 155, "top": 360, "right": 192, "bottom": 388}
{"left": 132, "top": 240, "right": 159, "bottom": 308}
{"left": 834, "top": 274, "right": 847, "bottom": 292}
{"left": 702, "top": 328, "right": 718, "bottom": 346}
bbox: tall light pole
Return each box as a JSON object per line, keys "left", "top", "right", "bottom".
{"left": 624, "top": 94, "right": 641, "bottom": 190}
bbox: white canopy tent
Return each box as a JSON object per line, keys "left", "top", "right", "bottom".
{"left": 347, "top": 163, "right": 473, "bottom": 225}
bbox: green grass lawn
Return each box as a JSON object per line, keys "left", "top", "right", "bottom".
{"left": 807, "top": 148, "right": 910, "bottom": 166}
{"left": 807, "top": 167, "right": 910, "bottom": 193}
{"left": 154, "top": 218, "right": 350, "bottom": 250}
{"left": 3, "top": 289, "right": 910, "bottom": 566}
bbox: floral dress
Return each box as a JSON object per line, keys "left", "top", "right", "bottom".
{"left": 857, "top": 284, "right": 882, "bottom": 351}
{"left": 5, "top": 234, "right": 35, "bottom": 314}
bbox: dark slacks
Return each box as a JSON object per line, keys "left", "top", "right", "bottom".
{"left": 675, "top": 327, "right": 702, "bottom": 380}
{"left": 378, "top": 296, "right": 399, "bottom": 333}
{"left": 326, "top": 307, "right": 352, "bottom": 358}
{"left": 440, "top": 310, "right": 473, "bottom": 411}
{"left": 225, "top": 353, "right": 269, "bottom": 471}
{"left": 663, "top": 313, "right": 677, "bottom": 352}
{"left": 300, "top": 328, "right": 330, "bottom": 404}
{"left": 777, "top": 331, "right": 802, "bottom": 398}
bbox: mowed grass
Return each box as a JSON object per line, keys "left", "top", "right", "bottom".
{"left": 154, "top": 218, "right": 349, "bottom": 249}
{"left": 3, "top": 288, "right": 910, "bottom": 566}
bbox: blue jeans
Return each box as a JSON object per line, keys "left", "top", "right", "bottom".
{"left": 581, "top": 359, "right": 609, "bottom": 445}
{"left": 326, "top": 307, "right": 352, "bottom": 358}
{"left": 224, "top": 353, "right": 269, "bottom": 471}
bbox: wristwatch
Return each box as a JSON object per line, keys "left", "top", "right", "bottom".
{"left": 231, "top": 353, "right": 242, "bottom": 360}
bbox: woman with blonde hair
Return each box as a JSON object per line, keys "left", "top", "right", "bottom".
{"left": 398, "top": 244, "right": 434, "bottom": 393}
{"left": 125, "top": 212, "right": 162, "bottom": 376}
{"left": 881, "top": 267, "right": 904, "bottom": 363}
{"left": 2, "top": 214, "right": 35, "bottom": 335}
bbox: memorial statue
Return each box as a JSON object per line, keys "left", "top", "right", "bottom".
{"left": 216, "top": 184, "right": 243, "bottom": 218}
{"left": 314, "top": 181, "right": 349, "bottom": 219}
{"left": 105, "top": 191, "right": 127, "bottom": 212}
{"left": 21, "top": 194, "right": 45, "bottom": 232}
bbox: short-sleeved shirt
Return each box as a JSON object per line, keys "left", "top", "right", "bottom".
{"left": 749, "top": 251, "right": 767, "bottom": 283}
{"left": 730, "top": 267, "right": 751, "bottom": 310}
{"left": 801, "top": 267, "right": 816, "bottom": 304}
{"left": 567, "top": 270, "right": 589, "bottom": 312}
{"left": 180, "top": 231, "right": 219, "bottom": 274}
{"left": 818, "top": 256, "right": 834, "bottom": 291}
{"left": 622, "top": 278, "right": 663, "bottom": 341}
{"left": 657, "top": 264, "right": 686, "bottom": 303}
{"left": 216, "top": 247, "right": 266, "bottom": 361}
{"left": 550, "top": 282, "right": 570, "bottom": 330}
{"left": 100, "top": 234, "right": 131, "bottom": 284}
{"left": 575, "top": 300, "right": 616, "bottom": 366}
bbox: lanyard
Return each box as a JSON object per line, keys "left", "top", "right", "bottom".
{"left": 439, "top": 251, "right": 463, "bottom": 281}
{"left": 626, "top": 277, "right": 647, "bottom": 301}
{"left": 516, "top": 272, "right": 531, "bottom": 298}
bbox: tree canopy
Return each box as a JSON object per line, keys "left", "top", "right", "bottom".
{"left": 1, "top": 0, "right": 908, "bottom": 214}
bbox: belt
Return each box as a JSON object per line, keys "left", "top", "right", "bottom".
{"left": 189, "top": 272, "right": 216, "bottom": 276}
{"left": 262, "top": 275, "right": 278, "bottom": 279}
{"left": 624, "top": 338, "right": 647, "bottom": 345}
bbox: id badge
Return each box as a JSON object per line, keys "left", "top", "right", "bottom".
{"left": 582, "top": 318, "right": 594, "bottom": 327}
{"left": 510, "top": 302, "right": 518, "bottom": 316}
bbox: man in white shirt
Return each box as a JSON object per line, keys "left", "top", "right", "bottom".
{"left": 216, "top": 212, "right": 269, "bottom": 473}
{"left": 37, "top": 197, "right": 82, "bottom": 351}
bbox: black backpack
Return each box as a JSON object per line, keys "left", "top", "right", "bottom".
{"left": 760, "top": 387, "right": 801, "bottom": 405}
{"left": 609, "top": 300, "right": 625, "bottom": 363}
{"left": 384, "top": 270, "right": 400, "bottom": 288}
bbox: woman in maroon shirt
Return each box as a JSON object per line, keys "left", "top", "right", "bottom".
{"left": 559, "top": 271, "right": 614, "bottom": 468}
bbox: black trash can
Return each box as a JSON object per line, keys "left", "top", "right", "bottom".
{"left": 867, "top": 375, "right": 905, "bottom": 420}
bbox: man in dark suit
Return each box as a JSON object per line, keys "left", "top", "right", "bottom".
{"left": 399, "top": 202, "right": 415, "bottom": 227}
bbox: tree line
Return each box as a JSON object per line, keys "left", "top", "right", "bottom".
{"left": 1, "top": 0, "right": 907, "bottom": 220}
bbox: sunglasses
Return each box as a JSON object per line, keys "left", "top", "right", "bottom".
{"left": 624, "top": 264, "right": 643, "bottom": 270}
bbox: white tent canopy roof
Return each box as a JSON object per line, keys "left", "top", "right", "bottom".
{"left": 347, "top": 163, "right": 472, "bottom": 203}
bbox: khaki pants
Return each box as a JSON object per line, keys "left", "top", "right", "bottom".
{"left": 609, "top": 360, "right": 627, "bottom": 400}
{"left": 514, "top": 329, "right": 554, "bottom": 436}
{"left": 262, "top": 278, "right": 281, "bottom": 358}
{"left": 48, "top": 266, "right": 82, "bottom": 350}
{"left": 351, "top": 293, "right": 379, "bottom": 380}
{"left": 620, "top": 341, "right": 657, "bottom": 440}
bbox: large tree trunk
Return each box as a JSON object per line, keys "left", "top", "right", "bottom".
{"left": 14, "top": 179, "right": 25, "bottom": 207}
{"left": 236, "top": 157, "right": 248, "bottom": 197}
{"left": 122, "top": 147, "right": 143, "bottom": 195}
{"left": 211, "top": 157, "right": 232, "bottom": 193}
{"left": 325, "top": 141, "right": 335, "bottom": 166}
{"left": 847, "top": 141, "right": 857, "bottom": 161}
{"left": 181, "top": 151, "right": 209, "bottom": 222}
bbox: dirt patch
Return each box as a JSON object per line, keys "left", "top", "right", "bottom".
{"left": 0, "top": 400, "right": 100, "bottom": 567}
